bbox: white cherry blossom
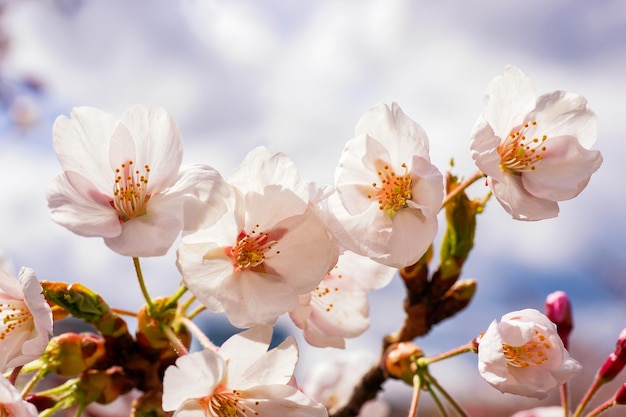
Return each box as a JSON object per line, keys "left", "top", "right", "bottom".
{"left": 48, "top": 105, "right": 221, "bottom": 257}
{"left": 478, "top": 308, "right": 581, "bottom": 399}
{"left": 328, "top": 103, "right": 443, "bottom": 268}
{"left": 162, "top": 326, "right": 328, "bottom": 417}
{"left": 0, "top": 267, "right": 53, "bottom": 372}
{"left": 470, "top": 65, "right": 602, "bottom": 220}
{"left": 0, "top": 377, "right": 38, "bottom": 417}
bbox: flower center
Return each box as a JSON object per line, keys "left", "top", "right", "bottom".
{"left": 502, "top": 328, "right": 554, "bottom": 368}
{"left": 312, "top": 277, "right": 341, "bottom": 313}
{"left": 498, "top": 121, "right": 548, "bottom": 174}
{"left": 367, "top": 163, "right": 412, "bottom": 217}
{"left": 227, "top": 225, "right": 279, "bottom": 272}
{"left": 201, "top": 389, "right": 260, "bottom": 417}
{"left": 111, "top": 160, "right": 151, "bottom": 222}
{"left": 0, "top": 299, "right": 32, "bottom": 340}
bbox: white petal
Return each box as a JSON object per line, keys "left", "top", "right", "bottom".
{"left": 522, "top": 135, "right": 602, "bottom": 201}
{"left": 119, "top": 105, "right": 183, "bottom": 191}
{"left": 236, "top": 336, "right": 298, "bottom": 388}
{"left": 162, "top": 350, "right": 224, "bottom": 411}
{"left": 219, "top": 326, "right": 272, "bottom": 384}
{"left": 483, "top": 65, "right": 536, "bottom": 138}
{"left": 52, "top": 106, "right": 118, "bottom": 193}
{"left": 240, "top": 385, "right": 329, "bottom": 417}
{"left": 47, "top": 172, "right": 122, "bottom": 238}
{"left": 490, "top": 176, "right": 559, "bottom": 221}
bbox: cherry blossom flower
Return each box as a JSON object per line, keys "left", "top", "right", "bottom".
{"left": 289, "top": 251, "right": 395, "bottom": 348}
{"left": 327, "top": 103, "right": 443, "bottom": 268}
{"left": 0, "top": 267, "right": 53, "bottom": 372}
{"left": 0, "top": 377, "right": 38, "bottom": 417}
{"left": 162, "top": 326, "right": 328, "bottom": 417}
{"left": 47, "top": 105, "right": 221, "bottom": 257}
{"left": 477, "top": 308, "right": 581, "bottom": 399}
{"left": 178, "top": 147, "right": 338, "bottom": 328}
{"left": 470, "top": 65, "right": 602, "bottom": 220}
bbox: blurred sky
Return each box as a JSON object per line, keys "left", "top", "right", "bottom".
{"left": 0, "top": 0, "right": 625, "bottom": 415}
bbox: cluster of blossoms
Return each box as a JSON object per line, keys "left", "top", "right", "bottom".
{"left": 0, "top": 66, "right": 615, "bottom": 417}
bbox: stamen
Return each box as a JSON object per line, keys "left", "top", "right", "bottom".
{"left": 499, "top": 121, "right": 548, "bottom": 174}
{"left": 367, "top": 162, "right": 413, "bottom": 217}
{"left": 502, "top": 328, "right": 554, "bottom": 368}
{"left": 226, "top": 225, "right": 278, "bottom": 272}
{"left": 312, "top": 280, "right": 340, "bottom": 313}
{"left": 0, "top": 300, "right": 32, "bottom": 340}
{"left": 200, "top": 386, "right": 261, "bottom": 416}
{"left": 111, "top": 160, "right": 151, "bottom": 222}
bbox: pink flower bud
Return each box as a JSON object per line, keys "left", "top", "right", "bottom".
{"left": 615, "top": 383, "right": 626, "bottom": 405}
{"left": 598, "top": 328, "right": 626, "bottom": 382}
{"left": 545, "top": 291, "right": 573, "bottom": 349}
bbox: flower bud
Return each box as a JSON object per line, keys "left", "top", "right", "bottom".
{"left": 44, "top": 332, "right": 106, "bottom": 378}
{"left": 598, "top": 328, "right": 626, "bottom": 382}
{"left": 545, "top": 291, "right": 573, "bottom": 349}
{"left": 24, "top": 394, "right": 57, "bottom": 412}
{"left": 77, "top": 366, "right": 135, "bottom": 405}
{"left": 383, "top": 342, "right": 423, "bottom": 385}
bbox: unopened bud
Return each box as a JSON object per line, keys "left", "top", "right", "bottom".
{"left": 545, "top": 291, "right": 573, "bottom": 349}
{"left": 598, "top": 328, "right": 626, "bottom": 382}
{"left": 44, "top": 332, "right": 106, "bottom": 378}
{"left": 615, "top": 383, "right": 626, "bottom": 405}
{"left": 383, "top": 342, "right": 423, "bottom": 385}
{"left": 24, "top": 394, "right": 57, "bottom": 412}
{"left": 77, "top": 366, "right": 134, "bottom": 405}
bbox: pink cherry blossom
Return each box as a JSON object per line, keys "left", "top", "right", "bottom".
{"left": 0, "top": 267, "right": 53, "bottom": 372}
{"left": 290, "top": 251, "right": 395, "bottom": 348}
{"left": 327, "top": 102, "right": 443, "bottom": 268}
{"left": 47, "top": 105, "right": 221, "bottom": 257}
{"left": 162, "top": 326, "right": 328, "bottom": 417}
{"left": 178, "top": 147, "right": 338, "bottom": 328}
{"left": 0, "top": 377, "right": 38, "bottom": 417}
{"left": 470, "top": 65, "right": 602, "bottom": 220}
{"left": 478, "top": 308, "right": 581, "bottom": 399}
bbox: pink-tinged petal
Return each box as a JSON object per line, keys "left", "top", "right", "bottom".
{"left": 244, "top": 188, "right": 308, "bottom": 232}
{"left": 0, "top": 377, "right": 38, "bottom": 417}
{"left": 229, "top": 147, "right": 304, "bottom": 195}
{"left": 240, "top": 385, "right": 329, "bottom": 417}
{"left": 522, "top": 135, "right": 602, "bottom": 201}
{"left": 177, "top": 242, "right": 231, "bottom": 314}
{"left": 336, "top": 135, "right": 389, "bottom": 216}
{"left": 108, "top": 121, "right": 137, "bottom": 170}
{"left": 236, "top": 336, "right": 298, "bottom": 388}
{"left": 483, "top": 65, "right": 536, "bottom": 138}
{"left": 0, "top": 269, "right": 23, "bottom": 300}
{"left": 219, "top": 270, "right": 300, "bottom": 327}
{"left": 409, "top": 155, "right": 444, "bottom": 218}
{"left": 219, "top": 326, "right": 273, "bottom": 384}
{"left": 52, "top": 106, "right": 118, "bottom": 193}
{"left": 308, "top": 288, "right": 369, "bottom": 340}
{"left": 162, "top": 350, "right": 225, "bottom": 411}
{"left": 104, "top": 195, "right": 183, "bottom": 257}
{"left": 372, "top": 208, "right": 437, "bottom": 268}
{"left": 469, "top": 117, "right": 507, "bottom": 182}
{"left": 47, "top": 173, "right": 121, "bottom": 238}
{"left": 265, "top": 207, "right": 339, "bottom": 295}
{"left": 490, "top": 176, "right": 559, "bottom": 221}
{"left": 119, "top": 105, "right": 183, "bottom": 190}
{"left": 19, "top": 268, "right": 53, "bottom": 358}
{"left": 355, "top": 102, "right": 430, "bottom": 158}
{"left": 530, "top": 91, "right": 598, "bottom": 149}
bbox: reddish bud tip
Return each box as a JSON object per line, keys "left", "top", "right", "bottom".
{"left": 545, "top": 291, "right": 573, "bottom": 349}
{"left": 615, "top": 383, "right": 626, "bottom": 405}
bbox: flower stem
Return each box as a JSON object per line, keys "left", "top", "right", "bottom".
{"left": 21, "top": 366, "right": 48, "bottom": 398}
{"left": 178, "top": 317, "right": 218, "bottom": 350}
{"left": 561, "top": 383, "right": 570, "bottom": 417}
{"left": 132, "top": 257, "right": 154, "bottom": 313}
{"left": 441, "top": 170, "right": 486, "bottom": 209}
{"left": 111, "top": 307, "right": 138, "bottom": 317}
{"left": 427, "top": 373, "right": 467, "bottom": 417}
{"left": 426, "top": 383, "right": 449, "bottom": 417}
{"left": 408, "top": 373, "right": 422, "bottom": 417}
{"left": 8, "top": 366, "right": 22, "bottom": 385}
{"left": 187, "top": 304, "right": 206, "bottom": 320}
{"left": 160, "top": 323, "right": 189, "bottom": 356}
{"left": 423, "top": 342, "right": 475, "bottom": 365}
{"left": 166, "top": 284, "right": 188, "bottom": 309}
{"left": 573, "top": 377, "right": 605, "bottom": 417}
{"left": 584, "top": 399, "right": 615, "bottom": 417}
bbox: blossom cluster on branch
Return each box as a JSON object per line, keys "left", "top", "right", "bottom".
{"left": 0, "top": 65, "right": 621, "bottom": 417}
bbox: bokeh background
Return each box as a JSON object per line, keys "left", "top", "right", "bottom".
{"left": 1, "top": 1, "right": 624, "bottom": 416}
